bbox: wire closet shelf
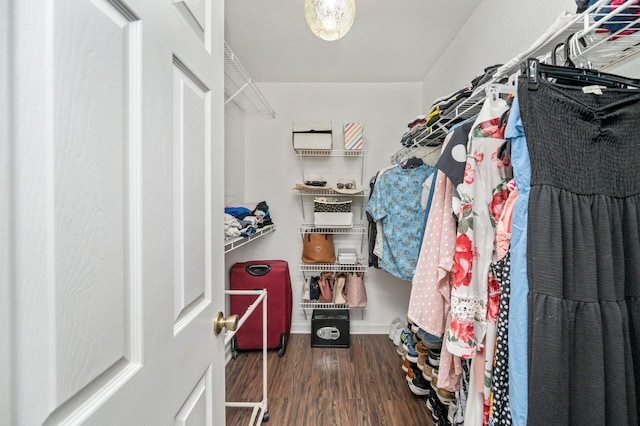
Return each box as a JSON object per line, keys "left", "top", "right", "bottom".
{"left": 224, "top": 41, "right": 276, "bottom": 117}
{"left": 391, "top": 0, "right": 640, "bottom": 163}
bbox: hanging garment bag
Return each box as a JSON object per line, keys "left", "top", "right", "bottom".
{"left": 229, "top": 260, "right": 292, "bottom": 357}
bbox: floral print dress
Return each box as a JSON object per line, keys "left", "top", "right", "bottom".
{"left": 446, "top": 97, "right": 511, "bottom": 361}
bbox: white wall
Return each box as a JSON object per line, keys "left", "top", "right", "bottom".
{"left": 224, "top": 101, "right": 246, "bottom": 204}
{"left": 225, "top": 82, "right": 423, "bottom": 334}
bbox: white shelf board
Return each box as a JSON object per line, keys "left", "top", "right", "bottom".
{"left": 295, "top": 149, "right": 365, "bottom": 157}
{"left": 299, "top": 300, "right": 350, "bottom": 310}
{"left": 299, "top": 224, "right": 366, "bottom": 234}
{"left": 294, "top": 188, "right": 368, "bottom": 197}
{"left": 299, "top": 261, "right": 367, "bottom": 273}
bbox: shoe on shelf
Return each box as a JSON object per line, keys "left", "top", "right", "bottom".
{"left": 405, "top": 364, "right": 414, "bottom": 382}
{"left": 416, "top": 341, "right": 429, "bottom": 371}
{"left": 389, "top": 317, "right": 403, "bottom": 340}
{"left": 402, "top": 358, "right": 410, "bottom": 373}
{"left": 428, "top": 348, "right": 441, "bottom": 367}
{"left": 397, "top": 328, "right": 412, "bottom": 356}
{"left": 447, "top": 401, "right": 457, "bottom": 423}
{"left": 399, "top": 328, "right": 413, "bottom": 347}
{"left": 436, "top": 387, "right": 456, "bottom": 406}
{"left": 406, "top": 361, "right": 419, "bottom": 383}
{"left": 409, "top": 369, "right": 432, "bottom": 396}
{"left": 424, "top": 354, "right": 439, "bottom": 379}
{"left": 403, "top": 337, "right": 419, "bottom": 364}
{"left": 393, "top": 325, "right": 406, "bottom": 348}
{"left": 426, "top": 394, "right": 448, "bottom": 425}
{"left": 422, "top": 362, "right": 434, "bottom": 382}
{"left": 430, "top": 373, "right": 456, "bottom": 406}
{"left": 392, "top": 328, "right": 402, "bottom": 347}
{"left": 433, "top": 400, "right": 450, "bottom": 425}
{"left": 416, "top": 327, "right": 444, "bottom": 351}
{"left": 427, "top": 394, "right": 451, "bottom": 426}
{"left": 426, "top": 400, "right": 438, "bottom": 425}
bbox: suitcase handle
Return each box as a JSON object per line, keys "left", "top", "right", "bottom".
{"left": 246, "top": 264, "right": 272, "bottom": 276}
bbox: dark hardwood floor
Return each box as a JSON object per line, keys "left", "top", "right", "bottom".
{"left": 225, "top": 334, "right": 434, "bottom": 425}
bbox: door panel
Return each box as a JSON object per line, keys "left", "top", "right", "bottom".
{"left": 54, "top": 0, "right": 142, "bottom": 405}
{"left": 4, "top": 0, "right": 226, "bottom": 423}
{"left": 173, "top": 0, "right": 209, "bottom": 47}
{"left": 174, "top": 365, "right": 213, "bottom": 425}
{"left": 173, "top": 58, "right": 210, "bottom": 328}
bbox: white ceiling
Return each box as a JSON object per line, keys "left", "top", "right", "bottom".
{"left": 224, "top": 1, "right": 482, "bottom": 83}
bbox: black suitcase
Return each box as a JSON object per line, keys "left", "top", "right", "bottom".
{"left": 229, "top": 260, "right": 292, "bottom": 357}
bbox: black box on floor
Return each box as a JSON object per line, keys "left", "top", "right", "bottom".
{"left": 311, "top": 309, "right": 350, "bottom": 348}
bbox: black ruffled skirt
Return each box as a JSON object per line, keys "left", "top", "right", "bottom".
{"left": 518, "top": 77, "right": 640, "bottom": 426}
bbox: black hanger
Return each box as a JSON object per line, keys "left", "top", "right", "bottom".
{"left": 522, "top": 58, "right": 640, "bottom": 91}
{"left": 400, "top": 156, "right": 424, "bottom": 169}
{"left": 550, "top": 35, "right": 581, "bottom": 68}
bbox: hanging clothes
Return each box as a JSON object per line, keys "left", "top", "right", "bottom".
{"left": 406, "top": 119, "right": 477, "bottom": 342}
{"left": 367, "top": 174, "right": 380, "bottom": 268}
{"left": 366, "top": 162, "right": 436, "bottom": 281}
{"left": 368, "top": 164, "right": 400, "bottom": 268}
{"left": 518, "top": 76, "right": 640, "bottom": 426}
{"left": 446, "top": 96, "right": 511, "bottom": 359}
{"left": 437, "top": 119, "right": 476, "bottom": 220}
{"left": 488, "top": 180, "right": 518, "bottom": 426}
{"left": 504, "top": 94, "right": 530, "bottom": 426}
{"left": 408, "top": 132, "right": 457, "bottom": 337}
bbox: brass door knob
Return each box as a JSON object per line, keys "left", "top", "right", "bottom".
{"left": 213, "top": 312, "right": 239, "bottom": 336}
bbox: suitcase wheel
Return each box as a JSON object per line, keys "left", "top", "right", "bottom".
{"left": 278, "top": 333, "right": 287, "bottom": 357}
{"left": 231, "top": 336, "right": 238, "bottom": 359}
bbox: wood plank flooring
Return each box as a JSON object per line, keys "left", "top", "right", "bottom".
{"left": 225, "top": 334, "right": 434, "bottom": 426}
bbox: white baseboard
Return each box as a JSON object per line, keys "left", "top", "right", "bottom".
{"left": 225, "top": 323, "right": 390, "bottom": 365}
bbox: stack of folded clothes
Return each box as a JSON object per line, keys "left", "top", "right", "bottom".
{"left": 399, "top": 64, "right": 504, "bottom": 149}
{"left": 224, "top": 200, "right": 274, "bottom": 239}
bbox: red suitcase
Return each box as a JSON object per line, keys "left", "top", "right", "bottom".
{"left": 229, "top": 260, "right": 292, "bottom": 357}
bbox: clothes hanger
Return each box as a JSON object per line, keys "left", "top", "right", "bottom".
{"left": 400, "top": 156, "right": 424, "bottom": 169}
{"left": 404, "top": 144, "right": 441, "bottom": 167}
{"left": 485, "top": 81, "right": 516, "bottom": 103}
{"left": 569, "top": 33, "right": 594, "bottom": 70}
{"left": 522, "top": 57, "right": 640, "bottom": 90}
{"left": 412, "top": 122, "right": 448, "bottom": 147}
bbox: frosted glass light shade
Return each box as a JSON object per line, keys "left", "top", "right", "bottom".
{"left": 304, "top": 0, "right": 356, "bottom": 41}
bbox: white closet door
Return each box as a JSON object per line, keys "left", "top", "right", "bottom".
{"left": 1, "top": 0, "right": 226, "bottom": 424}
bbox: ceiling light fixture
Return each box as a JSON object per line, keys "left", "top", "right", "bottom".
{"left": 304, "top": 0, "right": 356, "bottom": 42}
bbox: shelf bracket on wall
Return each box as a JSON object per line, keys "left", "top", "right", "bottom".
{"left": 225, "top": 80, "right": 250, "bottom": 106}
{"left": 224, "top": 41, "right": 276, "bottom": 118}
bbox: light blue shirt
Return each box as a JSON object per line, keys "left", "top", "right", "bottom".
{"left": 367, "top": 163, "right": 435, "bottom": 281}
{"left": 506, "top": 94, "right": 530, "bottom": 426}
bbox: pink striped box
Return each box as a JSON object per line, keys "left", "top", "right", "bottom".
{"left": 343, "top": 123, "right": 363, "bottom": 150}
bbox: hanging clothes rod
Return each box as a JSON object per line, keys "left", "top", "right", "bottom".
{"left": 224, "top": 41, "right": 276, "bottom": 118}
{"left": 389, "top": 1, "right": 640, "bottom": 164}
